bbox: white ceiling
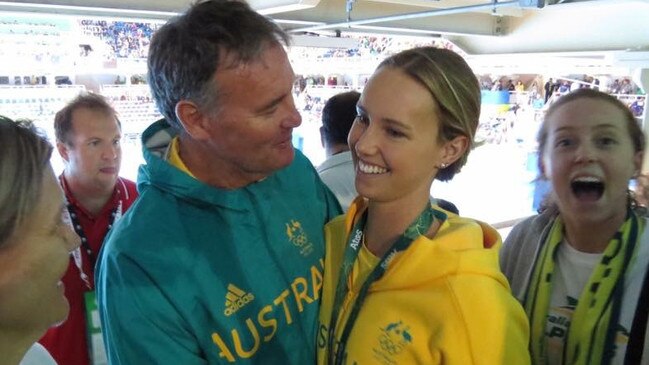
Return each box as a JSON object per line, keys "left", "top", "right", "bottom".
{"left": 0, "top": 0, "right": 647, "bottom": 70}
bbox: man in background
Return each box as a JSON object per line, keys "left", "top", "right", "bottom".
{"left": 95, "top": 1, "right": 341, "bottom": 364}
{"left": 544, "top": 77, "right": 554, "bottom": 103}
{"left": 40, "top": 92, "right": 138, "bottom": 365}
{"left": 318, "top": 91, "right": 360, "bottom": 211}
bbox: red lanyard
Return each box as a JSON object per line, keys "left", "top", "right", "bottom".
{"left": 59, "top": 175, "right": 123, "bottom": 290}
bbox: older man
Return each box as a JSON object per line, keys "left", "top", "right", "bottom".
{"left": 95, "top": 1, "right": 341, "bottom": 364}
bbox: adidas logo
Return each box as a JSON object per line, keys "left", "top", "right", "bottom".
{"left": 224, "top": 284, "right": 255, "bottom": 317}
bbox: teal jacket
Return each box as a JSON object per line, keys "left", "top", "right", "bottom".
{"left": 96, "top": 119, "right": 341, "bottom": 364}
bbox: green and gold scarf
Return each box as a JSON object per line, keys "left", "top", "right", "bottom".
{"left": 524, "top": 209, "right": 643, "bottom": 365}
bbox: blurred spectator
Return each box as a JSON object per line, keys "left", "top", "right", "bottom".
{"left": 318, "top": 91, "right": 360, "bottom": 211}
{"left": 631, "top": 97, "right": 645, "bottom": 117}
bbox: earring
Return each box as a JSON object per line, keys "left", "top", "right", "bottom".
{"left": 438, "top": 162, "right": 448, "bottom": 169}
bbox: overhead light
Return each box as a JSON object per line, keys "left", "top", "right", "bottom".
{"left": 248, "top": 0, "right": 321, "bottom": 15}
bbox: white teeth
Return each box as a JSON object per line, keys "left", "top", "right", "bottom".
{"left": 572, "top": 176, "right": 602, "bottom": 183}
{"left": 358, "top": 160, "right": 387, "bottom": 174}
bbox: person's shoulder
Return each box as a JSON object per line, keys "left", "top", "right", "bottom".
{"left": 117, "top": 176, "right": 139, "bottom": 200}
{"left": 325, "top": 213, "right": 347, "bottom": 231}
{"left": 318, "top": 151, "right": 353, "bottom": 172}
{"left": 101, "top": 201, "right": 194, "bottom": 274}
{"left": 119, "top": 176, "right": 136, "bottom": 188}
{"left": 293, "top": 148, "right": 317, "bottom": 169}
{"left": 317, "top": 158, "right": 335, "bottom": 175}
{"left": 500, "top": 211, "right": 555, "bottom": 276}
{"left": 103, "top": 190, "right": 174, "bottom": 251}
{"left": 440, "top": 212, "right": 486, "bottom": 237}
{"left": 507, "top": 210, "right": 555, "bottom": 242}
{"left": 326, "top": 198, "right": 364, "bottom": 235}
{"left": 274, "top": 149, "right": 322, "bottom": 184}
{"left": 433, "top": 213, "right": 502, "bottom": 258}
{"left": 20, "top": 343, "right": 57, "bottom": 365}
{"left": 324, "top": 213, "right": 351, "bottom": 254}
{"left": 512, "top": 214, "right": 540, "bottom": 231}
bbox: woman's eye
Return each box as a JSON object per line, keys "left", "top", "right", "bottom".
{"left": 555, "top": 138, "right": 572, "bottom": 148}
{"left": 597, "top": 137, "right": 617, "bottom": 147}
{"left": 386, "top": 127, "right": 405, "bottom": 138}
{"left": 355, "top": 115, "right": 369, "bottom": 124}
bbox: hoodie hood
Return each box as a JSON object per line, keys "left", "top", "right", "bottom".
{"left": 338, "top": 197, "right": 505, "bottom": 291}
{"left": 138, "top": 119, "right": 305, "bottom": 211}
{"left": 138, "top": 119, "right": 226, "bottom": 208}
{"left": 318, "top": 197, "right": 529, "bottom": 365}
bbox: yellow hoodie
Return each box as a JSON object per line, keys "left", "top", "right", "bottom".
{"left": 317, "top": 199, "right": 530, "bottom": 365}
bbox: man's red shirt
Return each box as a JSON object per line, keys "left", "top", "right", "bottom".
{"left": 40, "top": 176, "right": 138, "bottom": 365}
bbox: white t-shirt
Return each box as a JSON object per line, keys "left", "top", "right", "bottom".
{"left": 317, "top": 151, "right": 356, "bottom": 211}
{"left": 20, "top": 343, "right": 57, "bottom": 365}
{"left": 545, "top": 229, "right": 649, "bottom": 365}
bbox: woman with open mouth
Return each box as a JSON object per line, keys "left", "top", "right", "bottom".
{"left": 501, "top": 88, "right": 649, "bottom": 365}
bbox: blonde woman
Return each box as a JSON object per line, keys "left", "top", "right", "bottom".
{"left": 318, "top": 47, "right": 530, "bottom": 364}
{"left": 0, "top": 117, "right": 80, "bottom": 364}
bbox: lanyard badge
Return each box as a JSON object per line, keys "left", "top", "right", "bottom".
{"left": 326, "top": 204, "right": 438, "bottom": 365}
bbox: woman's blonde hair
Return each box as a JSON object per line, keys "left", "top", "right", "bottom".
{"left": 378, "top": 47, "right": 481, "bottom": 181}
{"left": 0, "top": 116, "right": 53, "bottom": 245}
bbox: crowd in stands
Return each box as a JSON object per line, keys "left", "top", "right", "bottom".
{"left": 0, "top": 18, "right": 71, "bottom": 67}
{"left": 98, "top": 85, "right": 161, "bottom": 135}
{"left": 290, "top": 35, "right": 458, "bottom": 60}
{"left": 631, "top": 96, "right": 646, "bottom": 117}
{"left": 0, "top": 85, "right": 85, "bottom": 123}
{"left": 0, "top": 15, "right": 645, "bottom": 153}
{"left": 291, "top": 68, "right": 647, "bottom": 151}
{"left": 0, "top": 18, "right": 61, "bottom": 37}
{"left": 79, "top": 20, "right": 161, "bottom": 60}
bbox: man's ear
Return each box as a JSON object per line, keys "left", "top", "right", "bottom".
{"left": 175, "top": 101, "right": 214, "bottom": 140}
{"left": 439, "top": 135, "right": 468, "bottom": 167}
{"left": 57, "top": 141, "right": 70, "bottom": 163}
{"left": 319, "top": 126, "right": 326, "bottom": 148}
